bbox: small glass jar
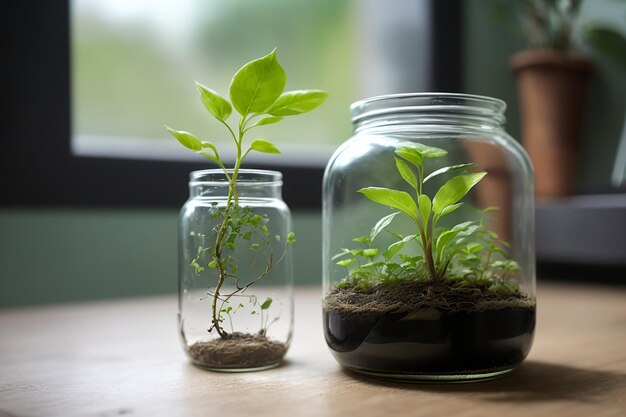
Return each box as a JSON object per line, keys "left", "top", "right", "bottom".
{"left": 322, "top": 93, "right": 536, "bottom": 382}
{"left": 179, "top": 169, "right": 293, "bottom": 371}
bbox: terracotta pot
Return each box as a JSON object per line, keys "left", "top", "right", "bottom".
{"left": 510, "top": 48, "right": 593, "bottom": 198}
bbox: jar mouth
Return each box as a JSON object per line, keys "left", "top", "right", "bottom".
{"left": 190, "top": 169, "right": 283, "bottom": 186}
{"left": 351, "top": 93, "right": 506, "bottom": 126}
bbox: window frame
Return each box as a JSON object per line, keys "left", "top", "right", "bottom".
{"left": 0, "top": 0, "right": 462, "bottom": 210}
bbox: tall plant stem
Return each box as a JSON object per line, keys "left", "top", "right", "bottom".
{"left": 210, "top": 122, "right": 245, "bottom": 338}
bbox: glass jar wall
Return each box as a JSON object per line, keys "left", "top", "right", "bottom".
{"left": 322, "top": 93, "right": 535, "bottom": 382}
{"left": 179, "top": 169, "right": 293, "bottom": 371}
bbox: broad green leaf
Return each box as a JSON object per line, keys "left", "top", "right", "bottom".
{"left": 260, "top": 297, "right": 273, "bottom": 310}
{"left": 395, "top": 142, "right": 448, "bottom": 158}
{"left": 196, "top": 82, "right": 232, "bottom": 122}
{"left": 229, "top": 49, "right": 286, "bottom": 116}
{"left": 358, "top": 187, "right": 418, "bottom": 221}
{"left": 266, "top": 90, "right": 328, "bottom": 116}
{"left": 418, "top": 194, "right": 431, "bottom": 227}
{"left": 370, "top": 211, "right": 400, "bottom": 242}
{"left": 394, "top": 158, "right": 418, "bottom": 190}
{"left": 254, "top": 116, "right": 283, "bottom": 127}
{"left": 424, "top": 163, "right": 478, "bottom": 183}
{"left": 250, "top": 139, "right": 281, "bottom": 154}
{"left": 395, "top": 147, "right": 423, "bottom": 166}
{"left": 432, "top": 172, "right": 487, "bottom": 215}
{"left": 165, "top": 126, "right": 202, "bottom": 151}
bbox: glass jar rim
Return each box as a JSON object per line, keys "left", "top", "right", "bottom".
{"left": 350, "top": 92, "right": 506, "bottom": 125}
{"left": 189, "top": 169, "right": 283, "bottom": 186}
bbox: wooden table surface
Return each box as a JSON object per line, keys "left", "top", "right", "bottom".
{"left": 1, "top": 283, "right": 625, "bottom": 417}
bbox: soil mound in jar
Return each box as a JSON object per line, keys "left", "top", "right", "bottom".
{"left": 188, "top": 332, "right": 287, "bottom": 369}
{"left": 323, "top": 281, "right": 536, "bottom": 376}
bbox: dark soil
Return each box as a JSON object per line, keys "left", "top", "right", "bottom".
{"left": 323, "top": 281, "right": 536, "bottom": 378}
{"left": 188, "top": 332, "right": 287, "bottom": 369}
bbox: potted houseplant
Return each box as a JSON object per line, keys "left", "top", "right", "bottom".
{"left": 508, "top": 0, "right": 626, "bottom": 197}
{"left": 166, "top": 49, "right": 326, "bottom": 371}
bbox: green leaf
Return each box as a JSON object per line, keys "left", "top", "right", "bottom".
{"left": 432, "top": 172, "right": 487, "bottom": 216}
{"left": 395, "top": 147, "right": 423, "bottom": 166}
{"left": 585, "top": 25, "right": 626, "bottom": 69}
{"left": 254, "top": 116, "right": 284, "bottom": 127}
{"left": 266, "top": 90, "right": 328, "bottom": 116}
{"left": 383, "top": 234, "right": 417, "bottom": 260}
{"left": 394, "top": 158, "right": 418, "bottom": 190}
{"left": 287, "top": 232, "right": 296, "bottom": 245}
{"left": 418, "top": 194, "right": 431, "bottom": 226}
{"left": 362, "top": 248, "right": 379, "bottom": 258}
{"left": 358, "top": 187, "right": 418, "bottom": 222}
{"left": 395, "top": 142, "right": 448, "bottom": 159}
{"left": 352, "top": 236, "right": 371, "bottom": 244}
{"left": 260, "top": 297, "right": 273, "bottom": 310}
{"left": 229, "top": 48, "right": 286, "bottom": 116}
{"left": 196, "top": 82, "right": 232, "bottom": 122}
{"left": 370, "top": 211, "right": 400, "bottom": 242}
{"left": 250, "top": 139, "right": 281, "bottom": 154}
{"left": 439, "top": 202, "right": 463, "bottom": 217}
{"left": 165, "top": 126, "right": 202, "bottom": 151}
{"left": 424, "top": 163, "right": 478, "bottom": 183}
{"left": 337, "top": 258, "right": 356, "bottom": 267}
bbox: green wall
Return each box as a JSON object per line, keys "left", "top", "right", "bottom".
{"left": 0, "top": 209, "right": 322, "bottom": 308}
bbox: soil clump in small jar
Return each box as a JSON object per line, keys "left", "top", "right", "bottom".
{"left": 188, "top": 332, "right": 287, "bottom": 369}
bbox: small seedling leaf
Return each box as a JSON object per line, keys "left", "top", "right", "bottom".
{"left": 337, "top": 258, "right": 356, "bottom": 267}
{"left": 370, "top": 211, "right": 400, "bottom": 242}
{"left": 266, "top": 90, "right": 328, "bottom": 116}
{"left": 424, "top": 163, "right": 478, "bottom": 183}
{"left": 250, "top": 139, "right": 281, "bottom": 154}
{"left": 394, "top": 157, "right": 418, "bottom": 190}
{"left": 196, "top": 82, "right": 232, "bottom": 122}
{"left": 165, "top": 126, "right": 202, "bottom": 151}
{"left": 418, "top": 194, "right": 431, "bottom": 227}
{"left": 358, "top": 187, "right": 418, "bottom": 222}
{"left": 261, "top": 297, "right": 273, "bottom": 310}
{"left": 254, "top": 116, "right": 283, "bottom": 127}
{"left": 432, "top": 172, "right": 487, "bottom": 216}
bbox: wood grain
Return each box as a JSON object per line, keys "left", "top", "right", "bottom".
{"left": 0, "top": 283, "right": 625, "bottom": 417}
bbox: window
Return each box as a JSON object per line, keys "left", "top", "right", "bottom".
{"left": 1, "top": 0, "right": 461, "bottom": 208}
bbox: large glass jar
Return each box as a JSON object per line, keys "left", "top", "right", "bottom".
{"left": 179, "top": 169, "right": 293, "bottom": 371}
{"left": 322, "top": 93, "right": 535, "bottom": 382}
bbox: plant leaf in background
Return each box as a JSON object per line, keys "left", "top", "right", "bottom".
{"left": 584, "top": 25, "right": 626, "bottom": 69}
{"left": 196, "top": 82, "right": 232, "bottom": 122}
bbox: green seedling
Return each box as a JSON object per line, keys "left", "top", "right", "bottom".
{"left": 167, "top": 49, "right": 326, "bottom": 337}
{"left": 334, "top": 142, "right": 521, "bottom": 294}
